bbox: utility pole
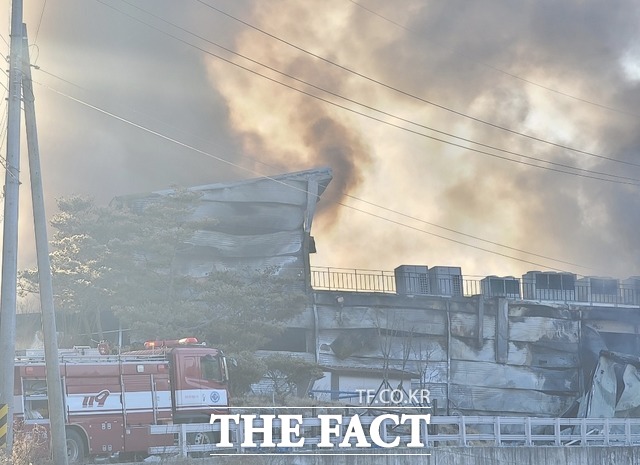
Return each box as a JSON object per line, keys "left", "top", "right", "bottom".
{"left": 22, "top": 25, "right": 69, "bottom": 465}
{"left": 0, "top": 0, "right": 23, "bottom": 455}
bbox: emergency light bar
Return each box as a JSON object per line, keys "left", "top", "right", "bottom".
{"left": 144, "top": 337, "right": 199, "bottom": 349}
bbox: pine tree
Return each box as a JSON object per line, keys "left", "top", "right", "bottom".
{"left": 19, "top": 192, "right": 311, "bottom": 394}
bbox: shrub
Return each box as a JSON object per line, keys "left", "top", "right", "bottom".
{"left": 0, "top": 424, "right": 52, "bottom": 465}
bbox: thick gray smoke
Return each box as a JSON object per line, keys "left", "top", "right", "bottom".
{"left": 6, "top": 0, "right": 640, "bottom": 279}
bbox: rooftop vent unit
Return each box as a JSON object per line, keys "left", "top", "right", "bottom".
{"left": 429, "top": 266, "right": 463, "bottom": 297}
{"left": 481, "top": 276, "right": 521, "bottom": 299}
{"left": 522, "top": 271, "right": 576, "bottom": 302}
{"left": 620, "top": 277, "right": 640, "bottom": 306}
{"left": 394, "top": 265, "right": 429, "bottom": 295}
{"left": 576, "top": 276, "right": 619, "bottom": 304}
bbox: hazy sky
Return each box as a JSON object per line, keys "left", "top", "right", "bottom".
{"left": 3, "top": 0, "right": 640, "bottom": 281}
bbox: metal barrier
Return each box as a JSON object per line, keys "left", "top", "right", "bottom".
{"left": 426, "top": 416, "right": 640, "bottom": 447}
{"left": 148, "top": 415, "right": 640, "bottom": 456}
{"left": 310, "top": 267, "right": 396, "bottom": 293}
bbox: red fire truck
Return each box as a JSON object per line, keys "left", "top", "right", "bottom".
{"left": 14, "top": 338, "right": 229, "bottom": 463}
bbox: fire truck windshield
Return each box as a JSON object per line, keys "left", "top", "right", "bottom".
{"left": 201, "top": 354, "right": 223, "bottom": 381}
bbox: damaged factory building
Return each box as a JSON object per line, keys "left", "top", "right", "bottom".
{"left": 20, "top": 166, "right": 640, "bottom": 420}
{"left": 157, "top": 166, "right": 640, "bottom": 420}
{"left": 243, "top": 167, "right": 640, "bottom": 420}
{"left": 131, "top": 167, "right": 640, "bottom": 419}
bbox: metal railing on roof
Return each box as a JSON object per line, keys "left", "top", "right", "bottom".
{"left": 310, "top": 267, "right": 640, "bottom": 307}
{"left": 310, "top": 267, "right": 396, "bottom": 293}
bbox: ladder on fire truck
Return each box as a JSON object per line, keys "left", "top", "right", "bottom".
{"left": 15, "top": 337, "right": 207, "bottom": 364}
{"left": 15, "top": 347, "right": 172, "bottom": 364}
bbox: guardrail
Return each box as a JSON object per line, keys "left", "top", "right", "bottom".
{"left": 310, "top": 267, "right": 396, "bottom": 293}
{"left": 310, "top": 267, "right": 640, "bottom": 307}
{"left": 148, "top": 415, "right": 640, "bottom": 456}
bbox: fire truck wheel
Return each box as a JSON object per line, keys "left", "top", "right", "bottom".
{"left": 66, "top": 429, "right": 86, "bottom": 464}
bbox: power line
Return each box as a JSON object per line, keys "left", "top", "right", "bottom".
{"left": 343, "top": 193, "right": 592, "bottom": 270}
{"left": 194, "top": 0, "right": 640, "bottom": 169}
{"left": 92, "top": 0, "right": 640, "bottom": 186}
{"left": 0, "top": 100, "right": 10, "bottom": 176}
{"left": 33, "top": 66, "right": 278, "bottom": 176}
{"left": 347, "top": 0, "right": 640, "bottom": 120}
{"left": 0, "top": 66, "right": 10, "bottom": 92}
{"left": 34, "top": 0, "right": 48, "bottom": 46}
{"left": 0, "top": 66, "right": 11, "bottom": 159}
{"left": 347, "top": 0, "right": 409, "bottom": 30}
{"left": 33, "top": 79, "right": 588, "bottom": 273}
{"left": 37, "top": 66, "right": 87, "bottom": 90}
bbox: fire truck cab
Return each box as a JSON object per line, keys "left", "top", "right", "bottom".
{"left": 14, "top": 339, "right": 229, "bottom": 462}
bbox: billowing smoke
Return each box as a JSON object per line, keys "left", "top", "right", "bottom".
{"left": 206, "top": 0, "right": 640, "bottom": 278}
{"left": 6, "top": 0, "right": 640, "bottom": 280}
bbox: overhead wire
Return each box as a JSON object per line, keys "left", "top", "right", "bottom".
{"left": 194, "top": 0, "right": 640, "bottom": 169}
{"left": 0, "top": 16, "right": 11, "bottom": 93}
{"left": 93, "top": 0, "right": 640, "bottom": 186}
{"left": 35, "top": 67, "right": 282, "bottom": 175}
{"left": 343, "top": 192, "right": 591, "bottom": 270}
{"left": 0, "top": 60, "right": 10, "bottom": 147}
{"left": 34, "top": 0, "right": 48, "bottom": 46}
{"left": 347, "top": 0, "right": 409, "bottom": 30}
{"left": 0, "top": 75, "right": 9, "bottom": 92}
{"left": 347, "top": 0, "right": 640, "bottom": 120}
